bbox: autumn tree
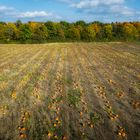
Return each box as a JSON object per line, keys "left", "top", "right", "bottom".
{"left": 90, "top": 23, "right": 101, "bottom": 40}
{"left": 0, "top": 21, "right": 140, "bottom": 43}
{"left": 122, "top": 23, "right": 138, "bottom": 40}
{"left": 81, "top": 25, "right": 96, "bottom": 41}
{"left": 4, "top": 23, "right": 20, "bottom": 41}
{"left": 103, "top": 24, "right": 113, "bottom": 40}
{"left": 133, "top": 22, "right": 140, "bottom": 40}
{"left": 0, "top": 24, "right": 6, "bottom": 41}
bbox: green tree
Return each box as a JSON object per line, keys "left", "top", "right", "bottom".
{"left": 66, "top": 26, "right": 81, "bottom": 40}
{"left": 19, "top": 24, "right": 32, "bottom": 41}
{"left": 32, "top": 24, "right": 48, "bottom": 42}
{"left": 60, "top": 21, "right": 70, "bottom": 29}
{"left": 45, "top": 21, "right": 58, "bottom": 40}
{"left": 15, "top": 20, "right": 22, "bottom": 28}
{"left": 112, "top": 23, "right": 124, "bottom": 40}
{"left": 75, "top": 20, "right": 86, "bottom": 27}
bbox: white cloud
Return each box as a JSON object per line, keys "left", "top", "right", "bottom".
{"left": 70, "top": 0, "right": 125, "bottom": 8}
{"left": 0, "top": 5, "right": 14, "bottom": 12}
{"left": 16, "top": 11, "right": 52, "bottom": 18}
{"left": 0, "top": 1, "right": 140, "bottom": 22}
{"left": 110, "top": 5, "right": 134, "bottom": 16}
{"left": 60, "top": 0, "right": 139, "bottom": 17}
{"left": 0, "top": 5, "right": 61, "bottom": 20}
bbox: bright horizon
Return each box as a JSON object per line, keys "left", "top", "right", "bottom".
{"left": 0, "top": 0, "right": 140, "bottom": 22}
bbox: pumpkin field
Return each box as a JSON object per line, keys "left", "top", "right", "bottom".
{"left": 0, "top": 42, "right": 140, "bottom": 140}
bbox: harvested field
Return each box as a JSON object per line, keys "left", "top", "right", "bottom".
{"left": 0, "top": 42, "right": 140, "bottom": 140}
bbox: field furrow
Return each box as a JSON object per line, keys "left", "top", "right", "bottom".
{"left": 0, "top": 43, "right": 140, "bottom": 140}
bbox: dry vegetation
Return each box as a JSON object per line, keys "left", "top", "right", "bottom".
{"left": 0, "top": 42, "right": 140, "bottom": 140}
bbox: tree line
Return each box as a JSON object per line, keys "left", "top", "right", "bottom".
{"left": 0, "top": 20, "right": 140, "bottom": 43}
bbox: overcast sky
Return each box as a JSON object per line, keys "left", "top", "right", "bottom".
{"left": 0, "top": 0, "right": 140, "bottom": 22}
